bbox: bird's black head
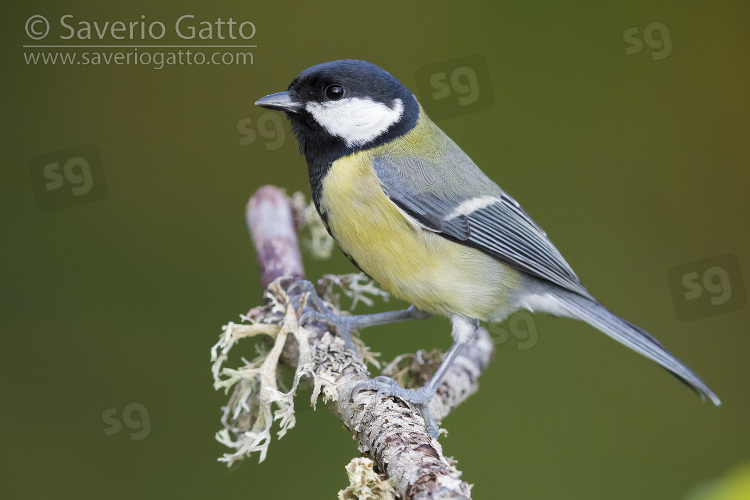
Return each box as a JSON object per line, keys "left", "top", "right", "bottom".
{"left": 255, "top": 59, "right": 420, "bottom": 165}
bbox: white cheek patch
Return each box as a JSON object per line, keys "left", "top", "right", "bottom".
{"left": 306, "top": 97, "right": 404, "bottom": 147}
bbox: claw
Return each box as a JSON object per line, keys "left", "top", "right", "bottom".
{"left": 298, "top": 309, "right": 322, "bottom": 325}
{"left": 290, "top": 280, "right": 358, "bottom": 353}
{"left": 288, "top": 280, "right": 315, "bottom": 295}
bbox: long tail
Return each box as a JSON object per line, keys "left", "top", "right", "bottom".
{"left": 544, "top": 289, "right": 721, "bottom": 406}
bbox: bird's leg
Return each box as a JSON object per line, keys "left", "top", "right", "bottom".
{"left": 289, "top": 280, "right": 431, "bottom": 352}
{"left": 353, "top": 318, "right": 478, "bottom": 438}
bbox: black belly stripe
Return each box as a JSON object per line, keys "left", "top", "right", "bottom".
{"left": 341, "top": 250, "right": 374, "bottom": 280}
{"left": 319, "top": 211, "right": 333, "bottom": 238}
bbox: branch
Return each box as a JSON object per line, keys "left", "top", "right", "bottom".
{"left": 225, "top": 185, "right": 496, "bottom": 499}
{"left": 247, "top": 186, "right": 305, "bottom": 289}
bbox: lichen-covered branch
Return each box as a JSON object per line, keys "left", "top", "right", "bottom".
{"left": 213, "top": 185, "right": 496, "bottom": 499}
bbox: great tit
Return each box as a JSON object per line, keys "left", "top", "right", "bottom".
{"left": 255, "top": 59, "right": 720, "bottom": 438}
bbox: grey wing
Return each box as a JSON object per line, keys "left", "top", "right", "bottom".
{"left": 372, "top": 153, "right": 595, "bottom": 301}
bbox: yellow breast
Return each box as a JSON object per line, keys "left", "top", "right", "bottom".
{"left": 319, "top": 149, "right": 519, "bottom": 320}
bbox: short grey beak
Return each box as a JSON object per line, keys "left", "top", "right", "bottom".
{"left": 254, "top": 91, "right": 302, "bottom": 113}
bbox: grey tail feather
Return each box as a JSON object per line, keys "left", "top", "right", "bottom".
{"left": 550, "top": 290, "right": 721, "bottom": 406}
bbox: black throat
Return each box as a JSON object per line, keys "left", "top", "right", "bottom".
{"left": 287, "top": 92, "right": 420, "bottom": 215}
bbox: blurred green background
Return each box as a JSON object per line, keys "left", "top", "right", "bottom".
{"left": 3, "top": 1, "right": 749, "bottom": 498}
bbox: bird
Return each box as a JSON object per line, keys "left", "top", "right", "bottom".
{"left": 255, "top": 59, "right": 721, "bottom": 438}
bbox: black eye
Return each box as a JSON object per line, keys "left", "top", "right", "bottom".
{"left": 325, "top": 84, "right": 344, "bottom": 100}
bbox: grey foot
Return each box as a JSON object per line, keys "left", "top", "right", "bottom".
{"left": 354, "top": 376, "right": 439, "bottom": 438}
{"left": 290, "top": 280, "right": 358, "bottom": 352}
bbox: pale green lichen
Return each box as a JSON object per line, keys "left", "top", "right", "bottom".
{"left": 211, "top": 275, "right": 388, "bottom": 465}
{"left": 338, "top": 458, "right": 396, "bottom": 500}
{"left": 381, "top": 349, "right": 444, "bottom": 389}
{"left": 290, "top": 191, "right": 335, "bottom": 260}
{"left": 317, "top": 273, "right": 390, "bottom": 311}
{"left": 212, "top": 279, "right": 318, "bottom": 465}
